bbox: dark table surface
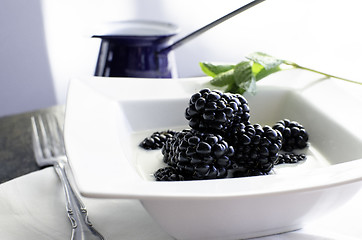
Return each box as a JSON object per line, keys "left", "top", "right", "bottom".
{"left": 0, "top": 105, "right": 65, "bottom": 184}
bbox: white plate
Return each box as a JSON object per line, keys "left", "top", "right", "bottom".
{"left": 64, "top": 71, "right": 362, "bottom": 240}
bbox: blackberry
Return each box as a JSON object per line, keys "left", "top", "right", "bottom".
{"left": 231, "top": 124, "right": 283, "bottom": 176}
{"left": 276, "top": 153, "right": 307, "bottom": 164}
{"left": 273, "top": 119, "right": 309, "bottom": 152}
{"left": 154, "top": 167, "right": 185, "bottom": 181}
{"left": 139, "top": 130, "right": 177, "bottom": 150}
{"left": 162, "top": 129, "right": 234, "bottom": 180}
{"left": 185, "top": 88, "right": 250, "bottom": 134}
{"left": 162, "top": 129, "right": 192, "bottom": 166}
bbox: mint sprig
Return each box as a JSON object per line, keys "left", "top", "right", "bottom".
{"left": 200, "top": 52, "right": 362, "bottom": 95}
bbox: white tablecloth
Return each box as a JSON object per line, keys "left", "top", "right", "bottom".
{"left": 1, "top": 168, "right": 362, "bottom": 240}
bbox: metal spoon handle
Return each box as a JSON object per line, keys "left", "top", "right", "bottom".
{"left": 158, "top": 0, "right": 266, "bottom": 54}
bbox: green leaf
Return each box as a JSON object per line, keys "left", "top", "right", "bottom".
{"left": 251, "top": 62, "right": 264, "bottom": 76}
{"left": 201, "top": 51, "right": 361, "bottom": 96}
{"left": 210, "top": 68, "right": 235, "bottom": 87}
{"left": 253, "top": 62, "right": 283, "bottom": 81}
{"left": 233, "top": 61, "right": 256, "bottom": 94}
{"left": 225, "top": 83, "right": 244, "bottom": 94}
{"left": 234, "top": 61, "right": 253, "bottom": 85}
{"left": 246, "top": 77, "right": 257, "bottom": 94}
{"left": 247, "top": 52, "right": 284, "bottom": 70}
{"left": 199, "top": 62, "right": 235, "bottom": 77}
{"left": 248, "top": 53, "right": 285, "bottom": 82}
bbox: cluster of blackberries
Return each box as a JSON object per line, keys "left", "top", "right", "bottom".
{"left": 230, "top": 124, "right": 283, "bottom": 177}
{"left": 161, "top": 129, "right": 234, "bottom": 180}
{"left": 154, "top": 166, "right": 185, "bottom": 181}
{"left": 273, "top": 119, "right": 309, "bottom": 152}
{"left": 140, "top": 88, "right": 309, "bottom": 181}
{"left": 139, "top": 130, "right": 177, "bottom": 150}
{"left": 185, "top": 88, "right": 250, "bottom": 134}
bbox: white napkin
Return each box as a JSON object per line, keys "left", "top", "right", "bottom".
{"left": 1, "top": 168, "right": 362, "bottom": 240}
{"left": 0, "top": 168, "right": 171, "bottom": 240}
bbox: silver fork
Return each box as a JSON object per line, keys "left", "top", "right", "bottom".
{"left": 31, "top": 114, "right": 105, "bottom": 240}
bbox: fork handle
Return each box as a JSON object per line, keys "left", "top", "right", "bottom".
{"left": 54, "top": 161, "right": 105, "bottom": 240}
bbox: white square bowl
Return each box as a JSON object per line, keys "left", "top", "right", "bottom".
{"left": 64, "top": 71, "right": 362, "bottom": 240}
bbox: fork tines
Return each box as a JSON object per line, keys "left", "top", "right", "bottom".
{"left": 31, "top": 114, "right": 65, "bottom": 167}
